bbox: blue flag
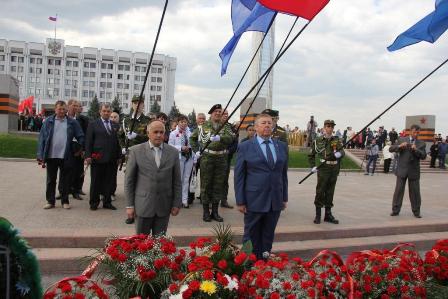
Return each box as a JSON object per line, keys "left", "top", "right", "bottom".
{"left": 388, "top": 0, "right": 448, "bottom": 51}
{"left": 219, "top": 0, "right": 276, "bottom": 76}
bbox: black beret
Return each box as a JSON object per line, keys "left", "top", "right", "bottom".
{"left": 208, "top": 104, "right": 222, "bottom": 114}
{"left": 261, "top": 109, "right": 279, "bottom": 117}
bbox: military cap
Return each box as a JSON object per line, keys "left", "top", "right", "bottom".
{"left": 261, "top": 109, "right": 279, "bottom": 117}
{"left": 324, "top": 119, "right": 336, "bottom": 126}
{"left": 131, "top": 97, "right": 142, "bottom": 103}
{"left": 208, "top": 104, "right": 222, "bottom": 114}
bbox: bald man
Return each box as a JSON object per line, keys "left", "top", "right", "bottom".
{"left": 125, "top": 120, "right": 182, "bottom": 235}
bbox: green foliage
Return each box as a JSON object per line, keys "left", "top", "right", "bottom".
{"left": 150, "top": 100, "right": 161, "bottom": 114}
{"left": 87, "top": 95, "right": 100, "bottom": 120}
{"left": 426, "top": 279, "right": 448, "bottom": 298}
{"left": 0, "top": 217, "right": 42, "bottom": 298}
{"left": 168, "top": 101, "right": 181, "bottom": 121}
{"left": 111, "top": 96, "right": 123, "bottom": 117}
{"left": 0, "top": 134, "right": 38, "bottom": 159}
{"left": 212, "top": 224, "right": 234, "bottom": 250}
{"left": 188, "top": 109, "right": 197, "bottom": 129}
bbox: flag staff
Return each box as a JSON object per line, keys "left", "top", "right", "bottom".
{"left": 299, "top": 57, "right": 448, "bottom": 184}
{"left": 120, "top": 0, "right": 169, "bottom": 170}
{"left": 237, "top": 16, "right": 300, "bottom": 132}
{"left": 200, "top": 19, "right": 313, "bottom": 155}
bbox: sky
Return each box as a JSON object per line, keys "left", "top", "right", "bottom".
{"left": 1, "top": 0, "right": 448, "bottom": 134}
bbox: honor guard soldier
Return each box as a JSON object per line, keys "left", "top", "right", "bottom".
{"left": 190, "top": 104, "right": 233, "bottom": 222}
{"left": 118, "top": 97, "right": 150, "bottom": 150}
{"left": 261, "top": 109, "right": 288, "bottom": 143}
{"left": 308, "top": 119, "right": 345, "bottom": 224}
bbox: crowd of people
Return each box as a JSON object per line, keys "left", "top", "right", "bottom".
{"left": 35, "top": 99, "right": 447, "bottom": 260}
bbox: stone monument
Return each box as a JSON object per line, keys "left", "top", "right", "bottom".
{"left": 0, "top": 75, "right": 19, "bottom": 133}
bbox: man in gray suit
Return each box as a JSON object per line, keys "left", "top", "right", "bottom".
{"left": 389, "top": 124, "right": 427, "bottom": 218}
{"left": 125, "top": 120, "right": 182, "bottom": 235}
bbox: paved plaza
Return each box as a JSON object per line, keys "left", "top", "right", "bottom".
{"left": 1, "top": 159, "right": 447, "bottom": 236}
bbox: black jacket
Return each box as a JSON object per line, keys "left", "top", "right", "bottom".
{"left": 85, "top": 119, "right": 121, "bottom": 164}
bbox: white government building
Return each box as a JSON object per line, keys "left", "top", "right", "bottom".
{"left": 0, "top": 38, "right": 176, "bottom": 114}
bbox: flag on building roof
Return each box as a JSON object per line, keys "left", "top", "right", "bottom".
{"left": 48, "top": 16, "right": 57, "bottom": 22}
{"left": 257, "top": 0, "right": 330, "bottom": 20}
{"left": 219, "top": 0, "right": 276, "bottom": 76}
{"left": 388, "top": 0, "right": 448, "bottom": 51}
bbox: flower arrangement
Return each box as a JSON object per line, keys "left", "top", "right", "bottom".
{"left": 424, "top": 239, "right": 448, "bottom": 285}
{"left": 346, "top": 244, "right": 427, "bottom": 299}
{"left": 91, "top": 234, "right": 188, "bottom": 298}
{"left": 43, "top": 276, "right": 108, "bottom": 299}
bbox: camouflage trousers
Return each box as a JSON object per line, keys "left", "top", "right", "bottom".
{"left": 200, "top": 153, "right": 228, "bottom": 205}
{"left": 314, "top": 166, "right": 340, "bottom": 208}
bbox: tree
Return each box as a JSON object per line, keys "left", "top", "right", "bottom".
{"left": 188, "top": 109, "right": 197, "bottom": 129}
{"left": 111, "top": 96, "right": 123, "bottom": 117}
{"left": 168, "top": 101, "right": 181, "bottom": 121}
{"left": 150, "top": 100, "right": 161, "bottom": 114}
{"left": 88, "top": 95, "right": 100, "bottom": 120}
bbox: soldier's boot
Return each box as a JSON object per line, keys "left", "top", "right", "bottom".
{"left": 211, "top": 204, "right": 224, "bottom": 222}
{"left": 313, "top": 207, "right": 321, "bottom": 224}
{"left": 203, "top": 204, "right": 212, "bottom": 222}
{"left": 324, "top": 208, "right": 339, "bottom": 224}
{"left": 221, "top": 199, "right": 234, "bottom": 209}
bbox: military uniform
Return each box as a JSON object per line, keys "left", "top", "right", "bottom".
{"left": 118, "top": 114, "right": 150, "bottom": 149}
{"left": 272, "top": 125, "right": 288, "bottom": 143}
{"left": 308, "top": 119, "right": 345, "bottom": 224}
{"left": 190, "top": 104, "right": 233, "bottom": 222}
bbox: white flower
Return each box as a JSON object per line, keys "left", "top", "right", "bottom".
{"left": 225, "top": 274, "right": 239, "bottom": 291}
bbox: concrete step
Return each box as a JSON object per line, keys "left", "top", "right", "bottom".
{"left": 24, "top": 222, "right": 448, "bottom": 249}
{"left": 35, "top": 231, "right": 447, "bottom": 274}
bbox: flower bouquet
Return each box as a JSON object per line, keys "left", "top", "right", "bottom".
{"left": 424, "top": 239, "right": 448, "bottom": 285}
{"left": 90, "top": 234, "right": 188, "bottom": 298}
{"left": 43, "top": 276, "right": 108, "bottom": 299}
{"left": 346, "top": 243, "right": 426, "bottom": 299}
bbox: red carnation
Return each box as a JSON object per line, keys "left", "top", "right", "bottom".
{"left": 217, "top": 259, "right": 228, "bottom": 270}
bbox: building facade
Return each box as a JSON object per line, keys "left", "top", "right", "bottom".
{"left": 0, "top": 38, "right": 176, "bottom": 114}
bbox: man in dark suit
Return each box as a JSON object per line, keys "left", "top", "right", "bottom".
{"left": 125, "top": 120, "right": 182, "bottom": 235}
{"left": 390, "top": 124, "right": 427, "bottom": 218}
{"left": 85, "top": 104, "right": 121, "bottom": 211}
{"left": 234, "top": 113, "right": 288, "bottom": 260}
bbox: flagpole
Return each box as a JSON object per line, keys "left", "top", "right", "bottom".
{"left": 120, "top": 0, "right": 169, "bottom": 170}
{"left": 237, "top": 16, "right": 300, "bottom": 132}
{"left": 200, "top": 19, "right": 313, "bottom": 155}
{"left": 222, "top": 13, "right": 277, "bottom": 113}
{"left": 54, "top": 13, "right": 57, "bottom": 40}
{"left": 298, "top": 56, "right": 448, "bottom": 184}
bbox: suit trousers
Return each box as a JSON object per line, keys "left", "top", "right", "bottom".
{"left": 90, "top": 162, "right": 114, "bottom": 207}
{"left": 136, "top": 215, "right": 170, "bottom": 236}
{"left": 392, "top": 176, "right": 421, "bottom": 215}
{"left": 110, "top": 162, "right": 119, "bottom": 195}
{"left": 243, "top": 210, "right": 281, "bottom": 260}
{"left": 46, "top": 158, "right": 72, "bottom": 205}
{"left": 383, "top": 158, "right": 392, "bottom": 173}
{"left": 72, "top": 156, "right": 85, "bottom": 193}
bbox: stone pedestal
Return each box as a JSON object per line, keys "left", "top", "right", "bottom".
{"left": 0, "top": 75, "right": 19, "bottom": 133}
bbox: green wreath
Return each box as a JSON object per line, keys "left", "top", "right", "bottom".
{"left": 0, "top": 217, "right": 42, "bottom": 298}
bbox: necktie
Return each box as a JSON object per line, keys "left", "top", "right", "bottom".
{"left": 153, "top": 147, "right": 161, "bottom": 167}
{"left": 104, "top": 120, "right": 111, "bottom": 134}
{"left": 263, "top": 140, "right": 275, "bottom": 168}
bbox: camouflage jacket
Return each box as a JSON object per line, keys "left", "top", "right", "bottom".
{"left": 273, "top": 125, "right": 288, "bottom": 143}
{"left": 190, "top": 120, "right": 234, "bottom": 153}
{"left": 308, "top": 135, "right": 345, "bottom": 168}
{"left": 118, "top": 114, "right": 150, "bottom": 148}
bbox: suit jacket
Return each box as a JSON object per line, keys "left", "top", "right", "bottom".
{"left": 85, "top": 119, "right": 121, "bottom": 164}
{"left": 234, "top": 137, "right": 288, "bottom": 213}
{"left": 125, "top": 142, "right": 182, "bottom": 218}
{"left": 389, "top": 136, "right": 427, "bottom": 180}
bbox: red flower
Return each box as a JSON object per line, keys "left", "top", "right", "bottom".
{"left": 169, "top": 283, "right": 178, "bottom": 293}
{"left": 234, "top": 252, "right": 247, "bottom": 265}
{"left": 270, "top": 293, "right": 280, "bottom": 299}
{"left": 154, "top": 259, "right": 165, "bottom": 269}
{"left": 217, "top": 259, "right": 228, "bottom": 270}
{"left": 202, "top": 270, "right": 214, "bottom": 280}
{"left": 188, "top": 280, "right": 200, "bottom": 291}
{"left": 211, "top": 243, "right": 221, "bottom": 252}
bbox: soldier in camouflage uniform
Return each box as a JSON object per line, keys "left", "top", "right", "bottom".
{"left": 118, "top": 97, "right": 150, "bottom": 150}
{"left": 221, "top": 109, "right": 236, "bottom": 209}
{"left": 118, "top": 97, "right": 150, "bottom": 225}
{"left": 190, "top": 104, "right": 233, "bottom": 222}
{"left": 262, "top": 109, "right": 288, "bottom": 143}
{"left": 308, "top": 119, "right": 345, "bottom": 225}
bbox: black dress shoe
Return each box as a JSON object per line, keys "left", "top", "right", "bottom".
{"left": 390, "top": 212, "right": 399, "bottom": 216}
{"left": 90, "top": 206, "right": 98, "bottom": 211}
{"left": 125, "top": 218, "right": 135, "bottom": 224}
{"left": 182, "top": 203, "right": 189, "bottom": 209}
{"left": 72, "top": 193, "right": 83, "bottom": 200}
{"left": 221, "top": 202, "right": 234, "bottom": 209}
{"left": 103, "top": 204, "right": 117, "bottom": 210}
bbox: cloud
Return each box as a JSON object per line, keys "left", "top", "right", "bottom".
{"left": 1, "top": 0, "right": 447, "bottom": 133}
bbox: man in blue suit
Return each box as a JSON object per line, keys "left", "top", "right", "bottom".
{"left": 234, "top": 113, "right": 288, "bottom": 260}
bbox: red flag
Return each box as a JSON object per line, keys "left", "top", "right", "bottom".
{"left": 257, "top": 0, "right": 329, "bottom": 20}
{"left": 19, "top": 96, "right": 34, "bottom": 114}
